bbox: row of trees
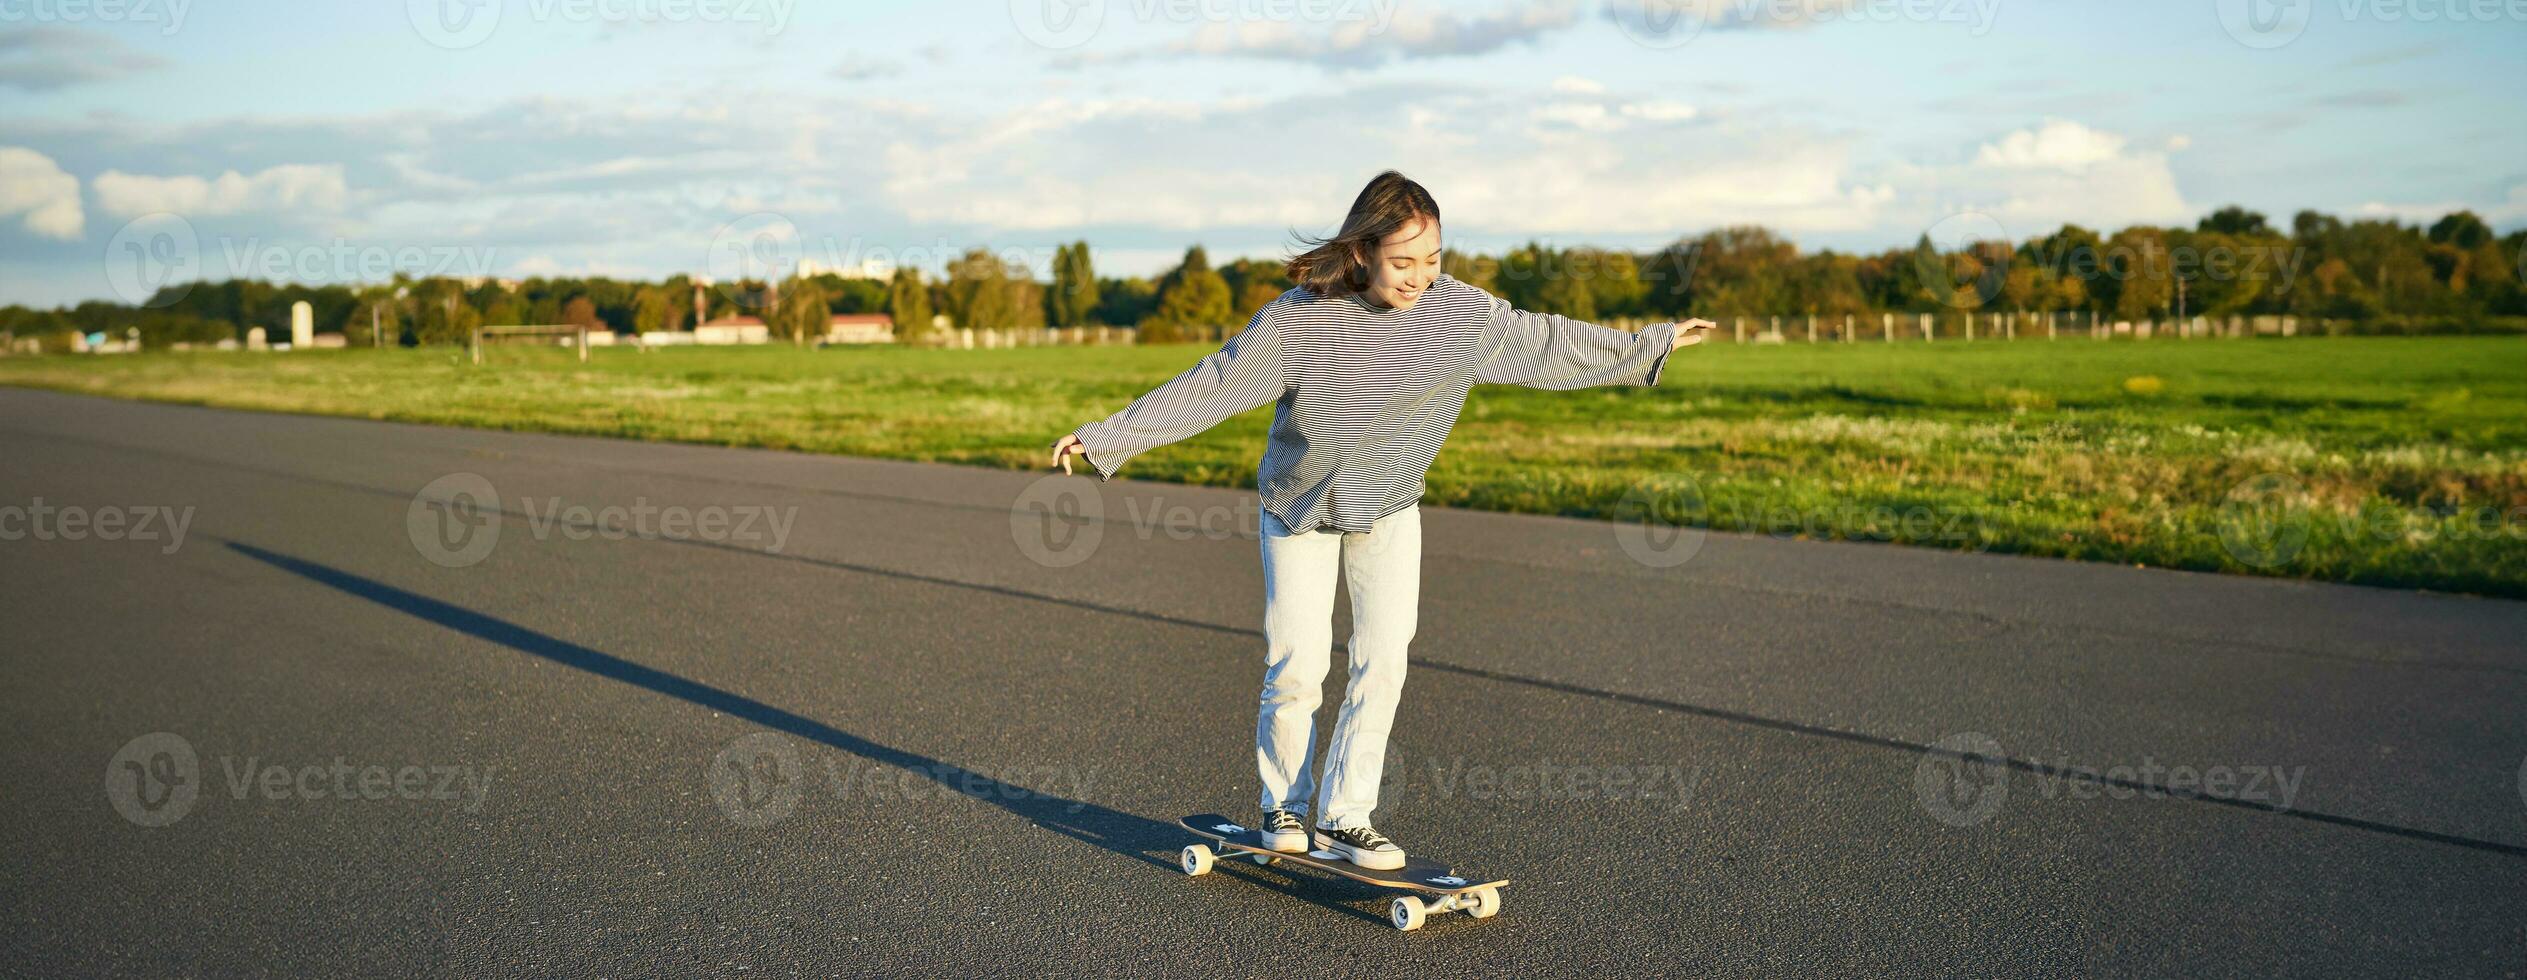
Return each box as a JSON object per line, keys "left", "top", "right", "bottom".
{"left": 6, "top": 207, "right": 2520, "bottom": 350}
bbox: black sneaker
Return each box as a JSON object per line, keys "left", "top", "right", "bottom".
{"left": 1259, "top": 808, "right": 1308, "bottom": 852}
{"left": 1313, "top": 824, "right": 1406, "bottom": 870}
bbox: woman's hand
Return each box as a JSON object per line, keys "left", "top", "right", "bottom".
{"left": 1670, "top": 318, "right": 1718, "bottom": 351}
{"left": 1050, "top": 433, "right": 1089, "bottom": 475}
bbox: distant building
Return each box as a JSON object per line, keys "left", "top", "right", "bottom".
{"left": 824, "top": 313, "right": 894, "bottom": 345}
{"left": 694, "top": 315, "right": 771, "bottom": 345}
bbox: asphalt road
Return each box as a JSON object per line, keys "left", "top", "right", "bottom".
{"left": 3, "top": 386, "right": 2522, "bottom": 977}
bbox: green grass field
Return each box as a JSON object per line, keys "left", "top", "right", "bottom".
{"left": 4, "top": 336, "right": 2522, "bottom": 596}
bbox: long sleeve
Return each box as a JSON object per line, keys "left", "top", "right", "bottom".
{"left": 1470, "top": 293, "right": 1677, "bottom": 390}
{"left": 1070, "top": 312, "right": 1286, "bottom": 482}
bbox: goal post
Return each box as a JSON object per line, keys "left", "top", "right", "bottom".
{"left": 471, "top": 324, "right": 589, "bottom": 365}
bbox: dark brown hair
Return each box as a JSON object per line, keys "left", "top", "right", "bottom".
{"left": 1285, "top": 170, "right": 1440, "bottom": 297}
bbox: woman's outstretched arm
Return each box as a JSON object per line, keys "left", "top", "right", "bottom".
{"left": 1471, "top": 292, "right": 1715, "bottom": 389}
{"left": 1052, "top": 312, "right": 1287, "bottom": 480}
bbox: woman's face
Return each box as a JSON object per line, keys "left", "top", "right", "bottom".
{"left": 1362, "top": 216, "right": 1441, "bottom": 310}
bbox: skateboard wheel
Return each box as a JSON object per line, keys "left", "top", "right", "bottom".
{"left": 1464, "top": 887, "right": 1502, "bottom": 919}
{"left": 1249, "top": 853, "right": 1276, "bottom": 866}
{"left": 1180, "top": 844, "right": 1215, "bottom": 877}
{"left": 1389, "top": 896, "right": 1426, "bottom": 931}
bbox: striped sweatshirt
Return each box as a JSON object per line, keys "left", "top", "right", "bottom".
{"left": 1071, "top": 273, "right": 1679, "bottom": 534}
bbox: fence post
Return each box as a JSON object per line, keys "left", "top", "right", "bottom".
{"left": 2046, "top": 311, "right": 2056, "bottom": 341}
{"left": 1965, "top": 312, "right": 1975, "bottom": 342}
{"left": 1734, "top": 317, "right": 1745, "bottom": 344}
{"left": 1919, "top": 313, "right": 1933, "bottom": 343}
{"left": 1882, "top": 313, "right": 1893, "bottom": 343}
{"left": 1843, "top": 314, "right": 1853, "bottom": 343}
{"left": 1806, "top": 313, "right": 1817, "bottom": 343}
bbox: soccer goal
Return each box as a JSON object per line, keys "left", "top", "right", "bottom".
{"left": 471, "top": 324, "right": 589, "bottom": 365}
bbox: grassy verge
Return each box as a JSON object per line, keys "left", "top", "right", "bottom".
{"left": 2, "top": 336, "right": 2522, "bottom": 597}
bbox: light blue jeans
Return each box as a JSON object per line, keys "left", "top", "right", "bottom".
{"left": 1255, "top": 503, "right": 1421, "bottom": 831}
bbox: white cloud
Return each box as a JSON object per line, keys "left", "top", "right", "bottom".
{"left": 1060, "top": 0, "right": 1582, "bottom": 70}
{"left": 1974, "top": 119, "right": 2126, "bottom": 172}
{"left": 1552, "top": 75, "right": 1606, "bottom": 95}
{"left": 0, "top": 147, "right": 84, "bottom": 239}
{"left": 877, "top": 86, "right": 1884, "bottom": 239}
{"left": 93, "top": 164, "right": 351, "bottom": 219}
{"left": 1896, "top": 120, "right": 2192, "bottom": 236}
{"left": 2354, "top": 184, "right": 2527, "bottom": 226}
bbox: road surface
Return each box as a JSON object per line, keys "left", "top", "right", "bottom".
{"left": 3, "top": 387, "right": 2521, "bottom": 976}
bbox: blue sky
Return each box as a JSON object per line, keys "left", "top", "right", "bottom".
{"left": 1, "top": 0, "right": 2522, "bottom": 306}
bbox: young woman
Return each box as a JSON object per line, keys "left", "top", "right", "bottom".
{"left": 1049, "top": 171, "right": 1716, "bottom": 870}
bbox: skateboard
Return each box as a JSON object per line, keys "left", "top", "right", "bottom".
{"left": 1176, "top": 813, "right": 1510, "bottom": 931}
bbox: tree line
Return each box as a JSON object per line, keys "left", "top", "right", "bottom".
{"left": 5, "top": 205, "right": 2520, "bottom": 351}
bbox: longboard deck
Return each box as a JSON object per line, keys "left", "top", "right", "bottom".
{"left": 1178, "top": 813, "right": 1509, "bottom": 895}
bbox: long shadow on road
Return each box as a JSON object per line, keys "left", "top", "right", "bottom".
{"left": 221, "top": 539, "right": 1400, "bottom": 927}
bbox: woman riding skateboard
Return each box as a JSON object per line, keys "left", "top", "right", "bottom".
{"left": 1051, "top": 170, "right": 1716, "bottom": 870}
